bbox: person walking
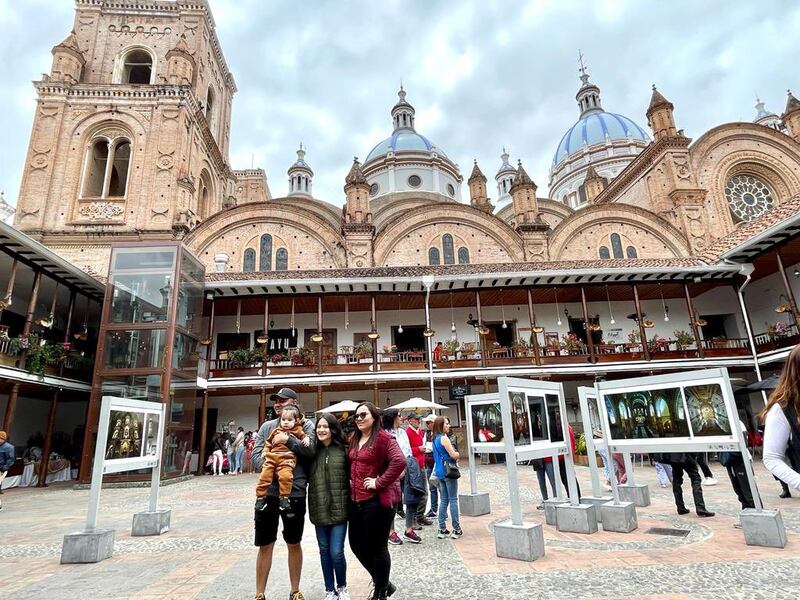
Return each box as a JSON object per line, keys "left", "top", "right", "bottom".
{"left": 383, "top": 409, "right": 419, "bottom": 545}
{"left": 405, "top": 413, "right": 433, "bottom": 527}
{"left": 0, "top": 431, "right": 15, "bottom": 511}
{"left": 309, "top": 413, "right": 351, "bottom": 600}
{"left": 210, "top": 432, "right": 224, "bottom": 476}
{"left": 653, "top": 459, "right": 673, "bottom": 488}
{"left": 348, "top": 402, "right": 405, "bottom": 600}
{"left": 232, "top": 426, "right": 245, "bottom": 474}
{"left": 252, "top": 388, "right": 316, "bottom": 600}
{"left": 431, "top": 416, "right": 463, "bottom": 539}
{"left": 532, "top": 457, "right": 557, "bottom": 509}
{"left": 760, "top": 345, "right": 800, "bottom": 494}
{"left": 422, "top": 414, "right": 438, "bottom": 518}
{"left": 696, "top": 454, "right": 718, "bottom": 486}
{"left": 660, "top": 452, "right": 714, "bottom": 517}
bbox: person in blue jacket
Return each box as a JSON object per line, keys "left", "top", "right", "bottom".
{"left": 0, "top": 431, "right": 15, "bottom": 511}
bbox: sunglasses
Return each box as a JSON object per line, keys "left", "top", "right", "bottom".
{"left": 354, "top": 412, "right": 370, "bottom": 421}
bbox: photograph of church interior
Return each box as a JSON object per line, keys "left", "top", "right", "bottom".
{"left": 3, "top": 0, "right": 800, "bottom": 486}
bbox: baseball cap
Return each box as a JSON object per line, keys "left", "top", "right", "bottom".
{"left": 406, "top": 413, "right": 420, "bottom": 421}
{"left": 270, "top": 387, "right": 298, "bottom": 402}
{"left": 422, "top": 414, "right": 436, "bottom": 423}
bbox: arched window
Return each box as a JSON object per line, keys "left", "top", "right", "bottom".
{"left": 243, "top": 249, "right": 256, "bottom": 272}
{"left": 457, "top": 247, "right": 470, "bottom": 264}
{"left": 610, "top": 233, "right": 623, "bottom": 259}
{"left": 442, "top": 234, "right": 455, "bottom": 265}
{"left": 122, "top": 49, "right": 153, "bottom": 84}
{"left": 626, "top": 246, "right": 638, "bottom": 258}
{"left": 197, "top": 171, "right": 213, "bottom": 218}
{"left": 578, "top": 184, "right": 587, "bottom": 204}
{"left": 259, "top": 234, "right": 273, "bottom": 271}
{"left": 81, "top": 136, "right": 132, "bottom": 198}
{"left": 276, "top": 248, "right": 288, "bottom": 271}
{"left": 205, "top": 87, "right": 216, "bottom": 133}
{"left": 598, "top": 246, "right": 610, "bottom": 259}
{"left": 428, "top": 248, "right": 440, "bottom": 265}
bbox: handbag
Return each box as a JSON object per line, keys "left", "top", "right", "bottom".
{"left": 443, "top": 459, "right": 461, "bottom": 479}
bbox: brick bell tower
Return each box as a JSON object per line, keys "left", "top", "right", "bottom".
{"left": 14, "top": 0, "right": 238, "bottom": 276}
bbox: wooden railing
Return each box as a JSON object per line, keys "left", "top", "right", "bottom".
{"left": 753, "top": 323, "right": 800, "bottom": 354}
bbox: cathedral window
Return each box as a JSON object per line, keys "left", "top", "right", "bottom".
{"left": 428, "top": 248, "right": 440, "bottom": 265}
{"left": 276, "top": 248, "right": 288, "bottom": 271}
{"left": 205, "top": 87, "right": 216, "bottom": 133}
{"left": 457, "top": 247, "right": 470, "bottom": 264}
{"left": 369, "top": 183, "right": 379, "bottom": 197}
{"left": 626, "top": 246, "right": 638, "bottom": 259}
{"left": 198, "top": 171, "right": 213, "bottom": 218}
{"left": 610, "top": 233, "right": 623, "bottom": 259}
{"left": 724, "top": 174, "right": 774, "bottom": 223}
{"left": 408, "top": 174, "right": 422, "bottom": 188}
{"left": 442, "top": 234, "right": 455, "bottom": 264}
{"left": 121, "top": 49, "right": 153, "bottom": 84}
{"left": 598, "top": 246, "right": 610, "bottom": 259}
{"left": 81, "top": 137, "right": 132, "bottom": 199}
{"left": 243, "top": 249, "right": 256, "bottom": 272}
{"left": 447, "top": 183, "right": 456, "bottom": 197}
{"left": 259, "top": 234, "right": 273, "bottom": 271}
{"left": 578, "top": 184, "right": 587, "bottom": 204}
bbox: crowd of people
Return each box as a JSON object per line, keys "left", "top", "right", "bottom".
{"left": 208, "top": 426, "right": 257, "bottom": 476}
{"left": 251, "top": 388, "right": 462, "bottom": 600}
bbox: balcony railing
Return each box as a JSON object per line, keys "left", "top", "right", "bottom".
{"left": 753, "top": 323, "right": 800, "bottom": 354}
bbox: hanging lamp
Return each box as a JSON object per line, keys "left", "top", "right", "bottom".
{"left": 397, "top": 294, "right": 403, "bottom": 334}
{"left": 449, "top": 292, "right": 457, "bottom": 333}
{"left": 659, "top": 283, "right": 670, "bottom": 322}
{"left": 344, "top": 297, "right": 349, "bottom": 330}
{"left": 36, "top": 283, "right": 58, "bottom": 328}
{"left": 500, "top": 288, "right": 508, "bottom": 329}
{"left": 605, "top": 285, "right": 615, "bottom": 325}
{"left": 554, "top": 288, "right": 562, "bottom": 327}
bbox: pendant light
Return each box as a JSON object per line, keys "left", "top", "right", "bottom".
{"left": 605, "top": 285, "right": 615, "bottom": 325}
{"left": 659, "top": 283, "right": 670, "bottom": 322}
{"left": 449, "top": 292, "right": 457, "bottom": 335}
{"left": 397, "top": 294, "right": 403, "bottom": 334}
{"left": 290, "top": 297, "right": 296, "bottom": 336}
{"left": 235, "top": 298, "right": 241, "bottom": 334}
{"left": 73, "top": 295, "right": 89, "bottom": 341}
{"left": 344, "top": 297, "right": 349, "bottom": 330}
{"left": 554, "top": 288, "right": 562, "bottom": 327}
{"left": 36, "top": 283, "right": 58, "bottom": 328}
{"left": 500, "top": 288, "right": 508, "bottom": 329}
{"left": 0, "top": 259, "right": 17, "bottom": 310}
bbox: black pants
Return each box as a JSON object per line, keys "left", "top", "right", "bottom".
{"left": 671, "top": 460, "right": 708, "bottom": 513}
{"left": 415, "top": 472, "right": 429, "bottom": 522}
{"left": 558, "top": 459, "right": 581, "bottom": 499}
{"left": 349, "top": 498, "right": 394, "bottom": 591}
{"left": 724, "top": 455, "right": 755, "bottom": 510}
{"left": 695, "top": 455, "right": 714, "bottom": 479}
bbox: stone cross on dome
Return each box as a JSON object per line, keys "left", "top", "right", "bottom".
{"left": 578, "top": 49, "right": 590, "bottom": 85}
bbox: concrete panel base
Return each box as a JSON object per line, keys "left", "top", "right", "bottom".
{"left": 580, "top": 495, "right": 613, "bottom": 509}
{"left": 494, "top": 520, "right": 545, "bottom": 562}
{"left": 459, "top": 492, "right": 491, "bottom": 517}
{"left": 132, "top": 508, "right": 171, "bottom": 536}
{"left": 740, "top": 508, "right": 787, "bottom": 548}
{"left": 543, "top": 497, "right": 569, "bottom": 526}
{"left": 600, "top": 501, "right": 638, "bottom": 533}
{"left": 618, "top": 483, "right": 650, "bottom": 507}
{"left": 556, "top": 503, "right": 598, "bottom": 534}
{"left": 61, "top": 529, "right": 115, "bottom": 564}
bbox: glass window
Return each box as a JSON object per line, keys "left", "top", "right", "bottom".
{"left": 610, "top": 233, "right": 623, "bottom": 259}
{"left": 112, "top": 247, "right": 176, "bottom": 271}
{"left": 724, "top": 174, "right": 774, "bottom": 223}
{"left": 626, "top": 246, "right": 638, "bottom": 258}
{"left": 259, "top": 234, "right": 273, "bottom": 271}
{"left": 457, "top": 247, "right": 470, "bottom": 264}
{"left": 104, "top": 329, "right": 167, "bottom": 369}
{"left": 599, "top": 246, "right": 610, "bottom": 259}
{"left": 578, "top": 184, "right": 587, "bottom": 205}
{"left": 243, "top": 248, "right": 256, "bottom": 272}
{"left": 369, "top": 183, "right": 379, "bottom": 196}
{"left": 408, "top": 174, "right": 422, "bottom": 188}
{"left": 172, "top": 332, "right": 198, "bottom": 375}
{"left": 101, "top": 375, "right": 162, "bottom": 403}
{"left": 442, "top": 234, "right": 455, "bottom": 265}
{"left": 83, "top": 140, "right": 108, "bottom": 197}
{"left": 276, "top": 248, "right": 288, "bottom": 270}
{"left": 107, "top": 141, "right": 131, "bottom": 197}
{"left": 447, "top": 183, "right": 456, "bottom": 197}
{"left": 428, "top": 247, "right": 440, "bottom": 265}
{"left": 110, "top": 273, "right": 173, "bottom": 323}
{"left": 123, "top": 49, "right": 152, "bottom": 84}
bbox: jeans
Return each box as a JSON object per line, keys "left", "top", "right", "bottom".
{"left": 349, "top": 498, "right": 394, "bottom": 591}
{"left": 315, "top": 522, "right": 348, "bottom": 592}
{"left": 671, "top": 460, "right": 708, "bottom": 513}
{"left": 597, "top": 447, "right": 611, "bottom": 482}
{"left": 226, "top": 448, "right": 233, "bottom": 472}
{"left": 654, "top": 461, "right": 673, "bottom": 486}
{"left": 234, "top": 446, "right": 245, "bottom": 473}
{"left": 425, "top": 465, "right": 438, "bottom": 514}
{"left": 535, "top": 461, "right": 556, "bottom": 500}
{"left": 438, "top": 477, "right": 460, "bottom": 531}
{"left": 415, "top": 468, "right": 429, "bottom": 522}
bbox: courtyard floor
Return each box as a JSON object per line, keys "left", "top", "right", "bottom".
{"left": 1, "top": 460, "right": 799, "bottom": 600}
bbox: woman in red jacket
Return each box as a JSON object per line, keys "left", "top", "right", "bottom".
{"left": 348, "top": 401, "right": 405, "bottom": 600}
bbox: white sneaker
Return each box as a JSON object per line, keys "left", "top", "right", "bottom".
{"left": 337, "top": 587, "right": 350, "bottom": 600}
{"left": 703, "top": 477, "right": 718, "bottom": 486}
{"left": 323, "top": 591, "right": 337, "bottom": 600}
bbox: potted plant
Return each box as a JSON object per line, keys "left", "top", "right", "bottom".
{"left": 270, "top": 352, "right": 285, "bottom": 365}
{"left": 10, "top": 334, "right": 56, "bottom": 375}
{"left": 673, "top": 329, "right": 694, "bottom": 350}
{"left": 228, "top": 347, "right": 259, "bottom": 368}
{"left": 354, "top": 340, "right": 373, "bottom": 361}
{"left": 511, "top": 338, "right": 530, "bottom": 357}
{"left": 545, "top": 336, "right": 561, "bottom": 354}
{"left": 647, "top": 333, "right": 666, "bottom": 353}
{"left": 561, "top": 332, "right": 582, "bottom": 354}
{"left": 442, "top": 338, "right": 460, "bottom": 359}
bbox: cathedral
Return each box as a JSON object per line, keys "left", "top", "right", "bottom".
{"left": 3, "top": 0, "right": 800, "bottom": 483}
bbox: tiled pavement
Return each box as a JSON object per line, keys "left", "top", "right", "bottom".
{"left": 1, "top": 461, "right": 799, "bottom": 600}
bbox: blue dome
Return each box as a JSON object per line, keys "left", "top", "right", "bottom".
{"left": 552, "top": 111, "right": 649, "bottom": 166}
{"left": 365, "top": 130, "right": 446, "bottom": 163}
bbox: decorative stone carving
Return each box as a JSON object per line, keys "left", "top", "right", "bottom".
{"left": 79, "top": 202, "right": 124, "bottom": 220}
{"left": 157, "top": 153, "right": 175, "bottom": 170}
{"left": 672, "top": 154, "right": 691, "bottom": 180}
{"left": 30, "top": 152, "right": 50, "bottom": 170}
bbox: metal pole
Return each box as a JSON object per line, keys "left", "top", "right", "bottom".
{"left": 370, "top": 294, "right": 378, "bottom": 372}
{"left": 317, "top": 296, "right": 323, "bottom": 375}
{"left": 633, "top": 284, "right": 650, "bottom": 361}
{"left": 684, "top": 283, "right": 705, "bottom": 358}
{"left": 424, "top": 282, "right": 435, "bottom": 402}
{"left": 197, "top": 391, "right": 209, "bottom": 476}
{"left": 526, "top": 288, "right": 541, "bottom": 365}
{"left": 736, "top": 274, "right": 767, "bottom": 405}
{"left": 476, "top": 291, "right": 487, "bottom": 367}
{"left": 776, "top": 249, "right": 800, "bottom": 324}
{"left": 580, "top": 286, "right": 596, "bottom": 363}
{"left": 497, "top": 378, "right": 524, "bottom": 525}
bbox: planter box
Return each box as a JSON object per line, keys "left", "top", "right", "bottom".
{"left": 573, "top": 455, "right": 590, "bottom": 466}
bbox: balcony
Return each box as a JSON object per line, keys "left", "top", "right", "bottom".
{"left": 753, "top": 323, "right": 800, "bottom": 354}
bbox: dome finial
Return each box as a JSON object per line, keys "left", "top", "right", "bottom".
{"left": 578, "top": 49, "right": 590, "bottom": 85}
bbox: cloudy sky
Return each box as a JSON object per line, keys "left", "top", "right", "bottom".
{"left": 0, "top": 0, "right": 798, "bottom": 208}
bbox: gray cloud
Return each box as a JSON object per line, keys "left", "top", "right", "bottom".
{"left": 0, "top": 0, "right": 797, "bottom": 208}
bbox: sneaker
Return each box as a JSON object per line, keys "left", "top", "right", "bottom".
{"left": 418, "top": 517, "right": 434, "bottom": 526}
{"left": 697, "top": 510, "right": 715, "bottom": 518}
{"left": 411, "top": 524, "right": 423, "bottom": 531}
{"left": 288, "top": 592, "right": 305, "bottom": 600}
{"left": 677, "top": 507, "right": 690, "bottom": 515}
{"left": 425, "top": 510, "right": 437, "bottom": 518}
{"left": 437, "top": 528, "right": 450, "bottom": 539}
{"left": 279, "top": 497, "right": 291, "bottom": 512}
{"left": 387, "top": 582, "right": 397, "bottom": 597}
{"left": 536, "top": 504, "right": 544, "bottom": 510}
{"left": 660, "top": 483, "right": 668, "bottom": 488}
{"left": 450, "top": 528, "right": 463, "bottom": 539}
{"left": 402, "top": 530, "right": 422, "bottom": 544}
{"left": 323, "top": 591, "right": 337, "bottom": 600}
{"left": 702, "top": 477, "right": 718, "bottom": 486}
{"left": 397, "top": 508, "right": 406, "bottom": 519}
{"left": 733, "top": 522, "right": 743, "bottom": 529}
{"left": 337, "top": 586, "right": 351, "bottom": 600}
{"left": 388, "top": 531, "right": 403, "bottom": 545}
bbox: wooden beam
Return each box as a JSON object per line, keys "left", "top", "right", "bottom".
{"left": 633, "top": 284, "right": 650, "bottom": 361}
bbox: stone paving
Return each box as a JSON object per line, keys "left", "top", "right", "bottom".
{"left": 0, "top": 461, "right": 799, "bottom": 599}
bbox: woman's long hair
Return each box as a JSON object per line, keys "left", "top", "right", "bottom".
{"left": 316, "top": 412, "right": 345, "bottom": 449}
{"left": 350, "top": 401, "right": 382, "bottom": 450}
{"left": 759, "top": 344, "right": 800, "bottom": 425}
{"left": 432, "top": 415, "right": 449, "bottom": 437}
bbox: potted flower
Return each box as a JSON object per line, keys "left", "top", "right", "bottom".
{"left": 647, "top": 333, "right": 666, "bottom": 353}
{"left": 442, "top": 339, "right": 460, "bottom": 359}
{"left": 673, "top": 329, "right": 694, "bottom": 350}
{"left": 228, "top": 347, "right": 261, "bottom": 368}
{"left": 511, "top": 338, "right": 530, "bottom": 357}
{"left": 10, "top": 334, "right": 56, "bottom": 375}
{"left": 270, "top": 352, "right": 285, "bottom": 365}
{"left": 561, "top": 332, "right": 582, "bottom": 354}
{"left": 354, "top": 340, "right": 373, "bottom": 361}
{"left": 545, "top": 336, "right": 561, "bottom": 354}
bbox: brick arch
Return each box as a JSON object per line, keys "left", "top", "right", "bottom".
{"left": 374, "top": 203, "right": 525, "bottom": 266}
{"left": 185, "top": 202, "right": 346, "bottom": 271}
{"left": 548, "top": 204, "right": 691, "bottom": 260}
{"left": 690, "top": 124, "right": 800, "bottom": 234}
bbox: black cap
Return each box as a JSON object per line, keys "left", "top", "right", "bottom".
{"left": 270, "top": 387, "right": 298, "bottom": 403}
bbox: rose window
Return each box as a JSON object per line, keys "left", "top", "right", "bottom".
{"left": 724, "top": 175, "right": 774, "bottom": 222}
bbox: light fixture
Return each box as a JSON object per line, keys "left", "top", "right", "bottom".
{"left": 643, "top": 319, "right": 655, "bottom": 329}
{"left": 554, "top": 288, "right": 562, "bottom": 327}
{"left": 397, "top": 293, "right": 403, "bottom": 334}
{"left": 775, "top": 294, "right": 792, "bottom": 313}
{"left": 449, "top": 292, "right": 456, "bottom": 332}
{"left": 693, "top": 315, "right": 707, "bottom": 327}
{"left": 199, "top": 338, "right": 212, "bottom": 346}
{"left": 532, "top": 325, "right": 545, "bottom": 334}
{"left": 344, "top": 297, "right": 349, "bottom": 330}
{"left": 310, "top": 332, "right": 324, "bottom": 343}
{"left": 478, "top": 324, "right": 491, "bottom": 336}
{"left": 290, "top": 298, "right": 296, "bottom": 336}
{"left": 500, "top": 288, "right": 508, "bottom": 329}
{"left": 588, "top": 323, "right": 601, "bottom": 332}
{"left": 659, "top": 284, "right": 670, "bottom": 322}
{"left": 605, "top": 285, "right": 615, "bottom": 325}
{"left": 73, "top": 295, "right": 89, "bottom": 341}
{"left": 256, "top": 333, "right": 268, "bottom": 344}
{"left": 367, "top": 318, "right": 380, "bottom": 340}
{"left": 235, "top": 299, "right": 241, "bottom": 334}
{"left": 270, "top": 319, "right": 275, "bottom": 329}
{"left": 794, "top": 268, "right": 800, "bottom": 277}
{"left": 36, "top": 283, "right": 58, "bottom": 328}
{"left": 423, "top": 327, "right": 435, "bottom": 338}
{"left": 0, "top": 294, "right": 10, "bottom": 310}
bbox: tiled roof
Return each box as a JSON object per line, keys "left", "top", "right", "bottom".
{"left": 700, "top": 194, "right": 800, "bottom": 262}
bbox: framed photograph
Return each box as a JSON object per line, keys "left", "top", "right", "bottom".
{"left": 587, "top": 396, "right": 602, "bottom": 438}
{"left": 527, "top": 395, "right": 547, "bottom": 442}
{"left": 685, "top": 384, "right": 732, "bottom": 436}
{"left": 99, "top": 396, "right": 166, "bottom": 474}
{"left": 105, "top": 410, "right": 145, "bottom": 460}
{"left": 604, "top": 387, "right": 690, "bottom": 440}
{"left": 509, "top": 391, "right": 532, "bottom": 446}
{"left": 470, "top": 401, "right": 504, "bottom": 445}
{"left": 546, "top": 394, "right": 564, "bottom": 442}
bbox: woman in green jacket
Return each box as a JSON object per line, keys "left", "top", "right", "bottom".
{"left": 308, "top": 412, "right": 350, "bottom": 600}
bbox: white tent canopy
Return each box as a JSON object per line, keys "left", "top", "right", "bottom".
{"left": 316, "top": 400, "right": 360, "bottom": 414}
{"left": 390, "top": 397, "right": 447, "bottom": 411}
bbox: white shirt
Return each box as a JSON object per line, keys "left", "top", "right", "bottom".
{"left": 763, "top": 404, "right": 800, "bottom": 490}
{"left": 392, "top": 427, "right": 413, "bottom": 459}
